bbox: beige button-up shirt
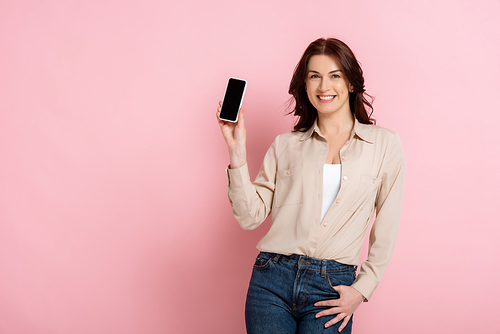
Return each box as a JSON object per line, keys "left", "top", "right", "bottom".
{"left": 226, "top": 119, "right": 405, "bottom": 300}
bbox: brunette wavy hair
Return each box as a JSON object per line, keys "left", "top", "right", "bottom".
{"left": 288, "top": 38, "right": 374, "bottom": 131}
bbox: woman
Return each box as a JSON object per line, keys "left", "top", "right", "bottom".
{"left": 216, "top": 38, "right": 405, "bottom": 333}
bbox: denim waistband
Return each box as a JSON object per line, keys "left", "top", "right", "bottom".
{"left": 259, "top": 252, "right": 356, "bottom": 276}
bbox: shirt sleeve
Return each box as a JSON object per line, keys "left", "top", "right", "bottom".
{"left": 351, "top": 133, "right": 406, "bottom": 301}
{"left": 226, "top": 136, "right": 279, "bottom": 230}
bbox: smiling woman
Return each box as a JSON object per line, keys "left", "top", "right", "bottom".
{"left": 216, "top": 38, "right": 405, "bottom": 333}
{"left": 305, "top": 55, "right": 353, "bottom": 121}
{"left": 289, "top": 38, "right": 374, "bottom": 132}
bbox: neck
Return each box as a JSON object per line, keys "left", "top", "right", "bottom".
{"left": 317, "top": 111, "right": 355, "bottom": 136}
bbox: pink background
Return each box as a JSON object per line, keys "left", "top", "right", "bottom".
{"left": 1, "top": 1, "right": 500, "bottom": 333}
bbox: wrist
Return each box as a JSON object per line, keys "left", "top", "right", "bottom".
{"left": 228, "top": 144, "right": 246, "bottom": 169}
{"left": 349, "top": 286, "right": 366, "bottom": 303}
{"left": 229, "top": 157, "right": 247, "bottom": 169}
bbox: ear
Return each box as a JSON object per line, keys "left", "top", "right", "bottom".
{"left": 349, "top": 84, "right": 354, "bottom": 93}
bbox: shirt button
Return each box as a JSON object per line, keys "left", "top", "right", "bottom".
{"left": 372, "top": 178, "right": 376, "bottom": 184}
{"left": 335, "top": 199, "right": 340, "bottom": 204}
{"left": 341, "top": 156, "right": 346, "bottom": 160}
{"left": 343, "top": 176, "right": 348, "bottom": 180}
{"left": 323, "top": 222, "right": 328, "bottom": 227}
{"left": 286, "top": 170, "right": 291, "bottom": 175}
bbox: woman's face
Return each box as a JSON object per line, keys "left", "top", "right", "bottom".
{"left": 305, "top": 54, "right": 353, "bottom": 118}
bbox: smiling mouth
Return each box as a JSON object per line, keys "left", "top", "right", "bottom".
{"left": 318, "top": 95, "right": 336, "bottom": 101}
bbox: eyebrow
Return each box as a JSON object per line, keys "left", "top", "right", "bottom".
{"left": 307, "top": 69, "right": 342, "bottom": 74}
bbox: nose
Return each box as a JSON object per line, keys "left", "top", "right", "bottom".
{"left": 319, "top": 78, "right": 328, "bottom": 92}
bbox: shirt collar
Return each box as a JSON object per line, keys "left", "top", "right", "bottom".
{"left": 299, "top": 118, "right": 374, "bottom": 144}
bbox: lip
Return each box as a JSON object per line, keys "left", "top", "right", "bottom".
{"left": 317, "top": 95, "right": 336, "bottom": 103}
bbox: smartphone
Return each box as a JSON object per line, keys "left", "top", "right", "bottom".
{"left": 219, "top": 77, "right": 247, "bottom": 123}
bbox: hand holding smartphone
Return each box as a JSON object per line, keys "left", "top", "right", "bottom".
{"left": 218, "top": 77, "right": 247, "bottom": 123}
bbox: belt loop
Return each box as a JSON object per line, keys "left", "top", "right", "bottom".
{"left": 272, "top": 253, "right": 281, "bottom": 263}
{"left": 321, "top": 260, "right": 327, "bottom": 278}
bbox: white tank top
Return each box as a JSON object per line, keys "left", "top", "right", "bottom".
{"left": 321, "top": 164, "right": 342, "bottom": 222}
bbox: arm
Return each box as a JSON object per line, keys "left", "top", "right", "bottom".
{"left": 350, "top": 133, "right": 406, "bottom": 301}
{"left": 216, "top": 103, "right": 277, "bottom": 230}
{"left": 315, "top": 134, "right": 406, "bottom": 331}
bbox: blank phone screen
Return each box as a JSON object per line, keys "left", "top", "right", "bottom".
{"left": 220, "top": 78, "right": 246, "bottom": 122}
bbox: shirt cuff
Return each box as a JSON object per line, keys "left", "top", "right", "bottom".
{"left": 351, "top": 274, "right": 378, "bottom": 302}
{"left": 226, "top": 163, "right": 251, "bottom": 188}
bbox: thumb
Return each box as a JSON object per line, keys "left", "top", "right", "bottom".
{"left": 332, "top": 285, "right": 345, "bottom": 295}
{"left": 237, "top": 108, "right": 245, "bottom": 128}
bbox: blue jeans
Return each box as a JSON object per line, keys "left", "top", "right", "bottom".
{"left": 245, "top": 252, "right": 357, "bottom": 334}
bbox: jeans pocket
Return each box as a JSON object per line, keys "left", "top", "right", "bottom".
{"left": 253, "top": 253, "right": 273, "bottom": 270}
{"left": 325, "top": 269, "right": 356, "bottom": 293}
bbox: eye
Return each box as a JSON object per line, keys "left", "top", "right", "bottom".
{"left": 331, "top": 74, "right": 341, "bottom": 79}
{"left": 310, "top": 74, "right": 320, "bottom": 79}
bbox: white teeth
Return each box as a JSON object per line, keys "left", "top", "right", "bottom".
{"left": 319, "top": 95, "right": 335, "bottom": 100}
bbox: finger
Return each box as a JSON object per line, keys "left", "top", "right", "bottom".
{"left": 338, "top": 315, "right": 351, "bottom": 332}
{"left": 315, "top": 306, "right": 340, "bottom": 318}
{"left": 332, "top": 285, "right": 344, "bottom": 293}
{"left": 216, "top": 111, "right": 229, "bottom": 131}
{"left": 219, "top": 101, "right": 222, "bottom": 107}
{"left": 315, "top": 299, "right": 340, "bottom": 308}
{"left": 331, "top": 285, "right": 345, "bottom": 300}
{"left": 216, "top": 109, "right": 224, "bottom": 126}
{"left": 237, "top": 108, "right": 245, "bottom": 128}
{"left": 325, "top": 313, "right": 344, "bottom": 328}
